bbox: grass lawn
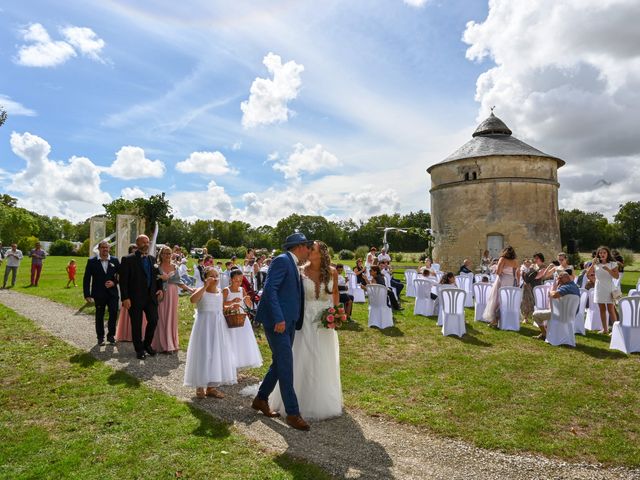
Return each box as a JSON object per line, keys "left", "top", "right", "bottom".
{"left": 6, "top": 256, "right": 640, "bottom": 468}
{"left": 0, "top": 305, "right": 329, "bottom": 479}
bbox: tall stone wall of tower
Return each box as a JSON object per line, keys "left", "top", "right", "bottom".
{"left": 429, "top": 155, "right": 562, "bottom": 271}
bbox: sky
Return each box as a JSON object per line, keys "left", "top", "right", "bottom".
{"left": 0, "top": 0, "right": 638, "bottom": 226}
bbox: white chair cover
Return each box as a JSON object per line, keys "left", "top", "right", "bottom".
{"left": 544, "top": 279, "right": 555, "bottom": 286}
{"left": 455, "top": 274, "right": 474, "bottom": 307}
{"left": 436, "top": 284, "right": 457, "bottom": 326}
{"left": 630, "top": 289, "right": 640, "bottom": 297}
{"left": 574, "top": 288, "right": 588, "bottom": 335}
{"left": 220, "top": 271, "right": 230, "bottom": 290}
{"left": 382, "top": 271, "right": 398, "bottom": 300}
{"left": 533, "top": 285, "right": 551, "bottom": 312}
{"left": 584, "top": 288, "right": 603, "bottom": 331}
{"left": 546, "top": 294, "right": 580, "bottom": 347}
{"left": 440, "top": 288, "right": 466, "bottom": 337}
{"left": 367, "top": 284, "right": 394, "bottom": 329}
{"left": 473, "top": 282, "right": 492, "bottom": 322}
{"left": 498, "top": 287, "right": 522, "bottom": 331}
{"left": 404, "top": 269, "right": 418, "bottom": 298}
{"left": 609, "top": 296, "right": 640, "bottom": 354}
{"left": 612, "top": 272, "right": 623, "bottom": 290}
{"left": 347, "top": 272, "right": 366, "bottom": 303}
{"left": 474, "top": 274, "right": 486, "bottom": 284}
{"left": 435, "top": 271, "right": 445, "bottom": 282}
{"left": 193, "top": 266, "right": 204, "bottom": 288}
{"left": 413, "top": 278, "right": 436, "bottom": 316}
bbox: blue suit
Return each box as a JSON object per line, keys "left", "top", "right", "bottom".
{"left": 256, "top": 252, "right": 304, "bottom": 415}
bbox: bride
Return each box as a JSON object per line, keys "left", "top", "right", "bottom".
{"left": 270, "top": 240, "right": 343, "bottom": 420}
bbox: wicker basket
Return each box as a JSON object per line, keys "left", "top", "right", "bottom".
{"left": 224, "top": 312, "right": 246, "bottom": 328}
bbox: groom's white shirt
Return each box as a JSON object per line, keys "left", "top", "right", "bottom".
{"left": 288, "top": 251, "right": 299, "bottom": 265}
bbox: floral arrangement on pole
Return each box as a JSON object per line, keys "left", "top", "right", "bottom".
{"left": 318, "top": 303, "right": 347, "bottom": 329}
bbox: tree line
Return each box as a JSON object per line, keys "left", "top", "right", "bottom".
{"left": 1, "top": 192, "right": 639, "bottom": 254}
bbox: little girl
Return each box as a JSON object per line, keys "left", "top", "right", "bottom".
{"left": 223, "top": 269, "right": 263, "bottom": 370}
{"left": 66, "top": 259, "right": 77, "bottom": 288}
{"left": 183, "top": 267, "right": 237, "bottom": 399}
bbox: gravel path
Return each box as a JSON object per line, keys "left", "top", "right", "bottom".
{"left": 2, "top": 289, "right": 638, "bottom": 480}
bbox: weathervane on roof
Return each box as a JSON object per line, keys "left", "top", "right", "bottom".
{"left": 490, "top": 105, "right": 495, "bottom": 114}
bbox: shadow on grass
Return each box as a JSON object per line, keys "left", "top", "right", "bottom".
{"left": 341, "top": 321, "right": 364, "bottom": 332}
{"left": 380, "top": 326, "right": 404, "bottom": 337}
{"left": 458, "top": 330, "right": 492, "bottom": 347}
{"left": 69, "top": 352, "right": 99, "bottom": 367}
{"left": 107, "top": 370, "right": 141, "bottom": 388}
{"left": 265, "top": 412, "right": 392, "bottom": 479}
{"left": 584, "top": 332, "right": 612, "bottom": 343}
{"left": 574, "top": 342, "right": 627, "bottom": 360}
{"left": 187, "top": 403, "right": 231, "bottom": 439}
{"left": 273, "top": 453, "right": 330, "bottom": 480}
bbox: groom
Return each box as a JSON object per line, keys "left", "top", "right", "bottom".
{"left": 252, "top": 232, "right": 313, "bottom": 431}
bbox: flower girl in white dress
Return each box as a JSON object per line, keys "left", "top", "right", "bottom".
{"left": 183, "top": 267, "right": 237, "bottom": 399}
{"left": 223, "top": 269, "right": 263, "bottom": 370}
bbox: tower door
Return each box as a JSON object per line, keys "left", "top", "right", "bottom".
{"left": 487, "top": 234, "right": 503, "bottom": 259}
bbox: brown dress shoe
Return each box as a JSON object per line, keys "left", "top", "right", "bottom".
{"left": 206, "top": 387, "right": 225, "bottom": 398}
{"left": 196, "top": 388, "right": 206, "bottom": 399}
{"left": 251, "top": 396, "right": 280, "bottom": 417}
{"left": 286, "top": 415, "right": 310, "bottom": 431}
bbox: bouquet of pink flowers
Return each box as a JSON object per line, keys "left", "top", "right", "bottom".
{"left": 318, "top": 304, "right": 347, "bottom": 329}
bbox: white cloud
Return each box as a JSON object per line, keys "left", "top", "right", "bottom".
{"left": 121, "top": 186, "right": 146, "bottom": 200}
{"left": 463, "top": 0, "right": 640, "bottom": 216}
{"left": 8, "top": 132, "right": 111, "bottom": 221}
{"left": 175, "top": 151, "right": 236, "bottom": 176}
{"left": 231, "top": 142, "right": 242, "bottom": 151}
{"left": 15, "top": 23, "right": 76, "bottom": 67}
{"left": 14, "top": 23, "right": 106, "bottom": 68}
{"left": 345, "top": 186, "right": 402, "bottom": 221}
{"left": 238, "top": 187, "right": 327, "bottom": 226}
{"left": 403, "top": 0, "right": 429, "bottom": 7}
{"left": 0, "top": 94, "right": 36, "bottom": 116}
{"left": 107, "top": 146, "right": 166, "bottom": 179}
{"left": 169, "top": 181, "right": 236, "bottom": 221}
{"left": 61, "top": 26, "right": 106, "bottom": 62}
{"left": 273, "top": 143, "right": 340, "bottom": 180}
{"left": 241, "top": 52, "right": 304, "bottom": 128}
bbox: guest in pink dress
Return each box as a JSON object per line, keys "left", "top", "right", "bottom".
{"left": 151, "top": 246, "right": 194, "bottom": 353}
{"left": 115, "top": 244, "right": 147, "bottom": 342}
{"left": 115, "top": 308, "right": 147, "bottom": 342}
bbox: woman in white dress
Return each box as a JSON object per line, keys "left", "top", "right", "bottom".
{"left": 483, "top": 246, "right": 521, "bottom": 326}
{"left": 223, "top": 269, "right": 263, "bottom": 370}
{"left": 183, "top": 267, "right": 237, "bottom": 399}
{"left": 586, "top": 246, "right": 619, "bottom": 334}
{"left": 270, "top": 240, "right": 343, "bottom": 420}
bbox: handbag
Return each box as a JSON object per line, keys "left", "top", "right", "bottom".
{"left": 611, "top": 287, "right": 622, "bottom": 302}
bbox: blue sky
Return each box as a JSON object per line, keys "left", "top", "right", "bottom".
{"left": 1, "top": 1, "right": 638, "bottom": 224}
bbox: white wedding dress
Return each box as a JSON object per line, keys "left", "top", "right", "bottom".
{"left": 270, "top": 275, "right": 343, "bottom": 420}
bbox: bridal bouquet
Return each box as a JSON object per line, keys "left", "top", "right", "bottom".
{"left": 318, "top": 304, "right": 347, "bottom": 329}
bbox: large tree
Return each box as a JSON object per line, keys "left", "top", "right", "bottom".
{"left": 558, "top": 209, "right": 609, "bottom": 251}
{"left": 102, "top": 193, "right": 173, "bottom": 235}
{"left": 614, "top": 201, "right": 640, "bottom": 250}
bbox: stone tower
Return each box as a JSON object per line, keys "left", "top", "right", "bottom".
{"left": 427, "top": 112, "right": 564, "bottom": 271}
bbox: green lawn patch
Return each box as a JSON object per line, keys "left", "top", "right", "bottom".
{"left": 8, "top": 256, "right": 640, "bottom": 467}
{"left": 0, "top": 305, "right": 329, "bottom": 479}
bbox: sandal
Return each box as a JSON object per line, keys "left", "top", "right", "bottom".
{"left": 206, "top": 387, "right": 225, "bottom": 399}
{"left": 196, "top": 388, "right": 205, "bottom": 399}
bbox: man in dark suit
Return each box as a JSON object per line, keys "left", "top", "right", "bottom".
{"left": 252, "top": 232, "right": 312, "bottom": 431}
{"left": 119, "top": 234, "right": 164, "bottom": 359}
{"left": 83, "top": 241, "right": 120, "bottom": 346}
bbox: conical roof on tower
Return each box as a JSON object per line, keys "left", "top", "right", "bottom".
{"left": 427, "top": 112, "right": 564, "bottom": 172}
